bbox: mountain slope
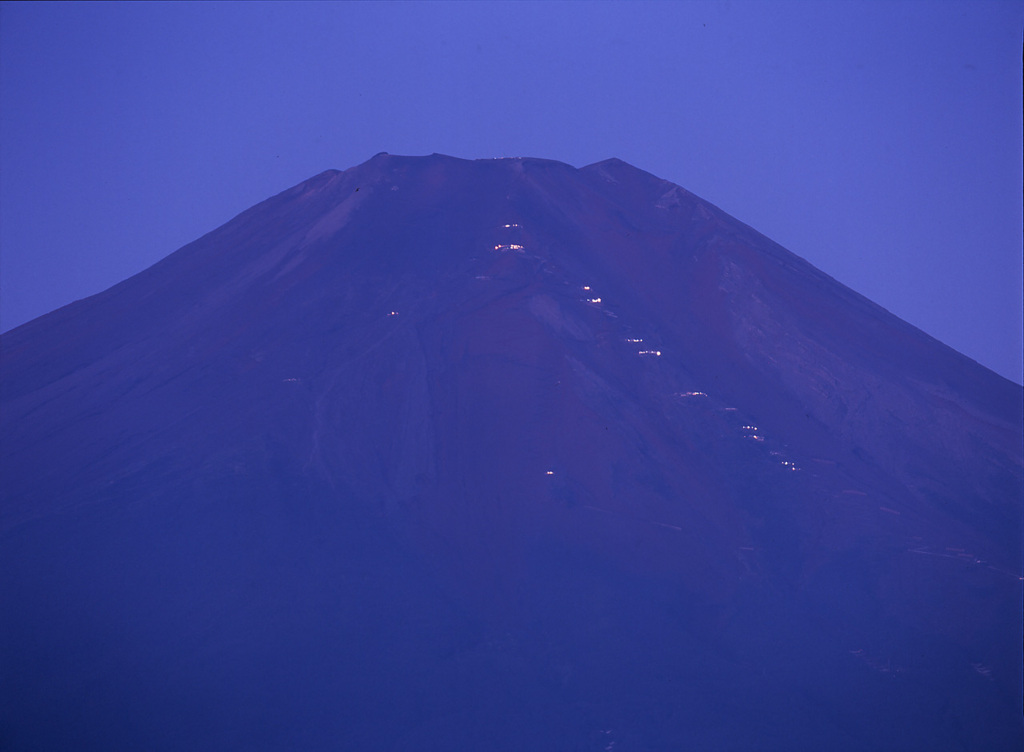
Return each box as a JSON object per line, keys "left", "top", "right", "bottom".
{"left": 2, "top": 153, "right": 1021, "bottom": 751}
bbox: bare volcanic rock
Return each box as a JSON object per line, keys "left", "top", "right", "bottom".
{"left": 2, "top": 153, "right": 1021, "bottom": 750}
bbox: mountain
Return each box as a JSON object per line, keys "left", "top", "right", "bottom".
{"left": 1, "top": 153, "right": 1021, "bottom": 751}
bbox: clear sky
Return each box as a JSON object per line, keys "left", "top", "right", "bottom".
{"left": 1, "top": 1, "right": 1021, "bottom": 383}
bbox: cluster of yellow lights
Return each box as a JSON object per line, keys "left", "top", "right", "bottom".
{"left": 493, "top": 244, "right": 524, "bottom": 251}
{"left": 743, "top": 426, "right": 765, "bottom": 441}
{"left": 638, "top": 350, "right": 662, "bottom": 356}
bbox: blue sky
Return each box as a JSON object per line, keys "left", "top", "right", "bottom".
{"left": 1, "top": 1, "right": 1021, "bottom": 382}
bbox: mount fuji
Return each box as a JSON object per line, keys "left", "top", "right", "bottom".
{"left": 2, "top": 153, "right": 1021, "bottom": 750}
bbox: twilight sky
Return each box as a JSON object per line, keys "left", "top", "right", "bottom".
{"left": 1, "top": 1, "right": 1021, "bottom": 383}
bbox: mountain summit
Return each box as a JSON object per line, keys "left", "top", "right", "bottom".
{"left": 2, "top": 153, "right": 1022, "bottom": 750}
